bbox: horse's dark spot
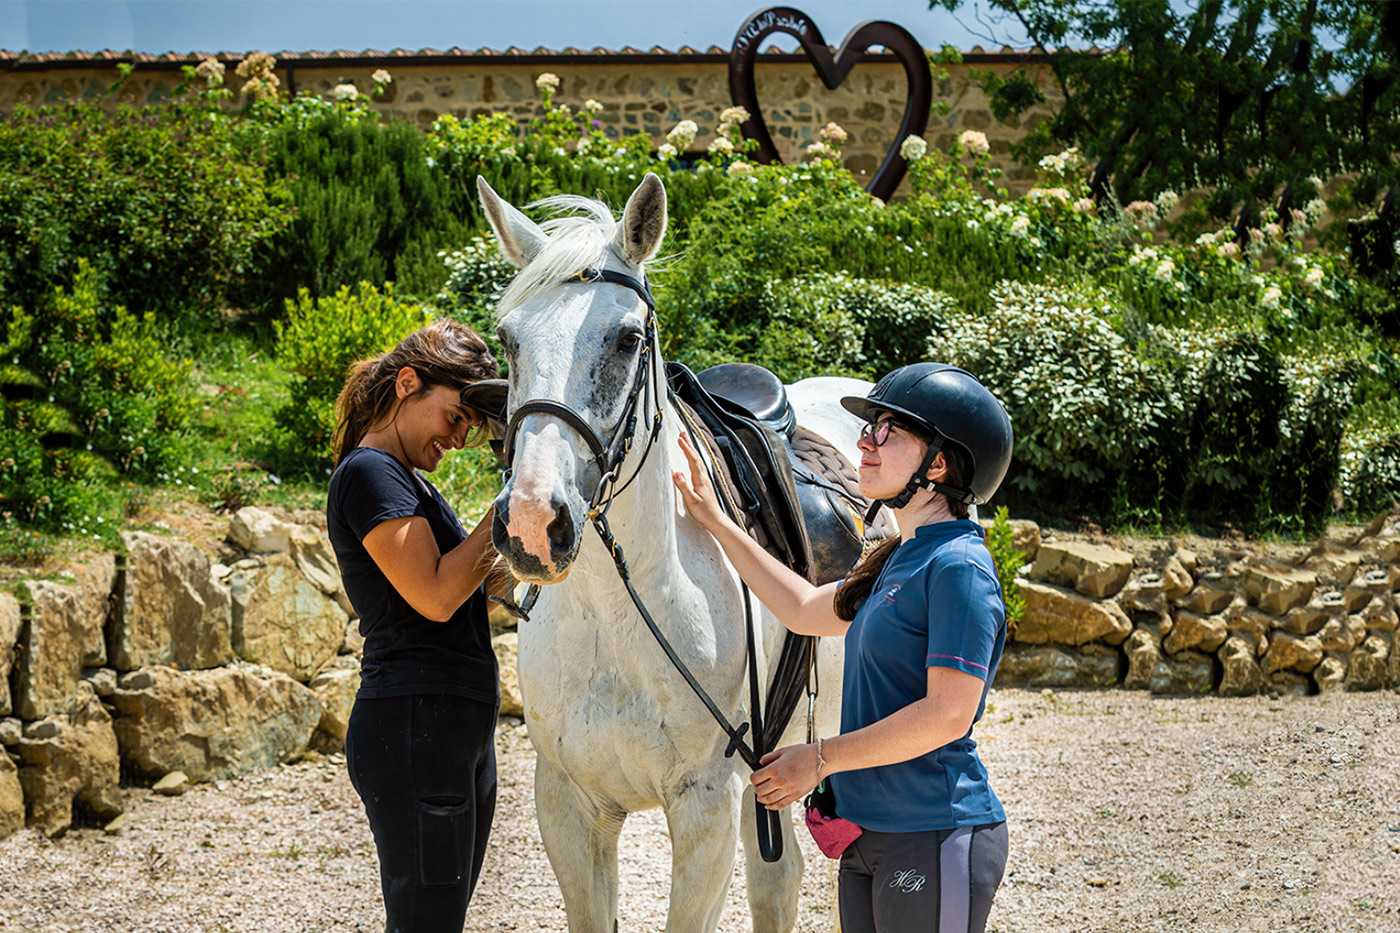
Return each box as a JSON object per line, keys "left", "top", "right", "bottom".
{"left": 506, "top": 540, "right": 547, "bottom": 578}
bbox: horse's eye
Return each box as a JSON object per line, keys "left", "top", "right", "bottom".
{"left": 618, "top": 332, "right": 642, "bottom": 352}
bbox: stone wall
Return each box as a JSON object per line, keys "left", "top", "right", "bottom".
{"left": 0, "top": 52, "right": 1059, "bottom": 194}
{"left": 991, "top": 515, "right": 1400, "bottom": 697}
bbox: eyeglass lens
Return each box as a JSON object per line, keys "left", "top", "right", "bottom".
{"left": 860, "top": 420, "right": 894, "bottom": 446}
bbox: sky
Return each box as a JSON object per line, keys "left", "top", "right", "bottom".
{"left": 0, "top": 0, "right": 1032, "bottom": 57}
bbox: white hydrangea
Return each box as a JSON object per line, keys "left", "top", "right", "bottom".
{"left": 1261, "top": 286, "right": 1283, "bottom": 309}
{"left": 708, "top": 136, "right": 734, "bottom": 154}
{"left": 657, "top": 143, "right": 678, "bottom": 161}
{"left": 900, "top": 135, "right": 928, "bottom": 162}
{"left": 1153, "top": 259, "right": 1176, "bottom": 281}
{"left": 959, "top": 130, "right": 989, "bottom": 156}
{"left": 371, "top": 69, "right": 392, "bottom": 85}
{"left": 726, "top": 161, "right": 754, "bottom": 177}
{"left": 719, "top": 106, "right": 750, "bottom": 125}
{"left": 1304, "top": 267, "right": 1325, "bottom": 287}
{"left": 1010, "top": 216, "right": 1031, "bottom": 236}
{"left": 666, "top": 120, "right": 698, "bottom": 150}
{"left": 329, "top": 83, "right": 358, "bottom": 101}
{"left": 1154, "top": 190, "right": 1180, "bottom": 213}
{"left": 585, "top": 99, "right": 602, "bottom": 114}
{"left": 535, "top": 72, "right": 560, "bottom": 93}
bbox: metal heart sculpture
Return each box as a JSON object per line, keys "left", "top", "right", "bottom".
{"left": 728, "top": 6, "right": 933, "bottom": 201}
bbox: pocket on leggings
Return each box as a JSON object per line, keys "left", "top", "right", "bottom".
{"left": 415, "top": 795, "right": 471, "bottom": 887}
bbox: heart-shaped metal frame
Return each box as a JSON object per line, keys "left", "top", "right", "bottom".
{"left": 728, "top": 6, "right": 933, "bottom": 201}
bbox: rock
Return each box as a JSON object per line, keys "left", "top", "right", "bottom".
{"left": 1363, "top": 595, "right": 1398, "bottom": 632}
{"left": 1119, "top": 575, "right": 1167, "bottom": 614}
{"left": 81, "top": 667, "right": 117, "bottom": 698}
{"left": 1313, "top": 653, "right": 1348, "bottom": 693}
{"left": 993, "top": 642, "right": 1121, "bottom": 688}
{"left": 152, "top": 771, "right": 189, "bottom": 796}
{"left": 1218, "top": 635, "right": 1263, "bottom": 697}
{"left": 1123, "top": 627, "right": 1163, "bottom": 690}
{"left": 111, "top": 665, "right": 322, "bottom": 782}
{"left": 341, "top": 619, "right": 365, "bottom": 656}
{"left": 111, "top": 531, "right": 233, "bottom": 671}
{"left": 1161, "top": 555, "right": 1194, "bottom": 600}
{"left": 288, "top": 525, "right": 353, "bottom": 617}
{"left": 979, "top": 518, "right": 1041, "bottom": 562}
{"left": 227, "top": 553, "right": 348, "bottom": 682}
{"left": 16, "top": 580, "right": 102, "bottom": 720}
{"left": 1268, "top": 671, "right": 1311, "bottom": 696}
{"left": 0, "top": 593, "right": 20, "bottom": 716}
{"left": 1261, "top": 632, "right": 1324, "bottom": 676}
{"left": 1173, "top": 577, "right": 1236, "bottom": 615}
{"left": 228, "top": 506, "right": 292, "bottom": 554}
{"left": 1272, "top": 601, "right": 1333, "bottom": 636}
{"left": 1029, "top": 541, "right": 1134, "bottom": 598}
{"left": 1148, "top": 650, "right": 1214, "bottom": 695}
{"left": 308, "top": 657, "right": 360, "bottom": 751}
{"left": 1317, "top": 614, "right": 1366, "bottom": 653}
{"left": 1340, "top": 584, "right": 1376, "bottom": 614}
{"left": 1362, "top": 531, "right": 1400, "bottom": 563}
{"left": 1175, "top": 549, "right": 1199, "bottom": 575}
{"left": 1346, "top": 634, "right": 1390, "bottom": 691}
{"left": 16, "top": 683, "right": 123, "bottom": 838}
{"left": 1015, "top": 581, "right": 1133, "bottom": 646}
{"left": 492, "top": 632, "right": 523, "bottom": 716}
{"left": 102, "top": 813, "right": 126, "bottom": 835}
{"left": 1163, "top": 610, "right": 1228, "bottom": 655}
{"left": 1244, "top": 565, "right": 1317, "bottom": 615}
{"left": 1305, "top": 546, "right": 1366, "bottom": 585}
{"left": 1226, "top": 605, "right": 1273, "bottom": 640}
{"left": 0, "top": 718, "right": 20, "bottom": 746}
{"left": 0, "top": 752, "right": 22, "bottom": 841}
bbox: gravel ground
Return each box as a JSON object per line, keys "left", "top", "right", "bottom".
{"left": 3, "top": 687, "right": 1398, "bottom": 933}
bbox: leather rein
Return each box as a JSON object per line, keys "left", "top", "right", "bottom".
{"left": 495, "top": 267, "right": 789, "bottom": 863}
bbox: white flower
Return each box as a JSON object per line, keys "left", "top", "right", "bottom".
{"left": 535, "top": 72, "right": 560, "bottom": 93}
{"left": 1072, "top": 197, "right": 1096, "bottom": 214}
{"left": 900, "top": 135, "right": 928, "bottom": 162}
{"left": 1038, "top": 153, "right": 1067, "bottom": 174}
{"left": 371, "top": 68, "right": 392, "bottom": 85}
{"left": 1306, "top": 175, "right": 1323, "bottom": 189}
{"left": 1010, "top": 216, "right": 1031, "bottom": 236}
{"left": 1219, "top": 242, "right": 1240, "bottom": 259}
{"left": 657, "top": 143, "right": 678, "bottom": 160}
{"left": 1154, "top": 190, "right": 1180, "bottom": 213}
{"left": 195, "top": 57, "right": 225, "bottom": 86}
{"left": 806, "top": 141, "right": 837, "bottom": 160}
{"left": 1261, "top": 286, "right": 1283, "bottom": 309}
{"left": 719, "top": 106, "right": 750, "bottom": 125}
{"left": 666, "top": 120, "right": 698, "bottom": 150}
{"left": 708, "top": 136, "right": 734, "bottom": 154}
{"left": 585, "top": 99, "right": 602, "bottom": 114}
{"left": 1196, "top": 232, "right": 1218, "bottom": 246}
{"left": 959, "top": 130, "right": 989, "bottom": 156}
{"left": 819, "top": 122, "right": 848, "bottom": 144}
{"left": 329, "top": 83, "right": 358, "bottom": 101}
{"left": 1264, "top": 222, "right": 1282, "bottom": 239}
{"left": 726, "top": 161, "right": 754, "bottom": 177}
{"left": 1124, "top": 200, "right": 1157, "bottom": 219}
{"left": 1304, "top": 198, "right": 1327, "bottom": 224}
{"left": 1027, "top": 187, "right": 1070, "bottom": 204}
{"left": 1153, "top": 259, "right": 1176, "bottom": 281}
{"left": 965, "top": 219, "right": 980, "bottom": 231}
{"left": 1304, "top": 267, "right": 1325, "bottom": 287}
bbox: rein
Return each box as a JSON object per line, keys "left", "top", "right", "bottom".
{"left": 495, "top": 266, "right": 788, "bottom": 863}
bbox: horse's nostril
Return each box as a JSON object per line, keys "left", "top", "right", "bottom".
{"left": 546, "top": 506, "right": 575, "bottom": 553}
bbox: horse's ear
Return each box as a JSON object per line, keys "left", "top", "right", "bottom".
{"left": 615, "top": 172, "right": 667, "bottom": 265}
{"left": 477, "top": 175, "right": 548, "bottom": 268}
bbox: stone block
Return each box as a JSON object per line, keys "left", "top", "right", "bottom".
{"left": 992, "top": 643, "right": 1120, "bottom": 688}
{"left": 1305, "top": 546, "right": 1366, "bottom": 585}
{"left": 1029, "top": 541, "right": 1134, "bottom": 598}
{"left": 492, "top": 631, "right": 523, "bottom": 716}
{"left": 1015, "top": 580, "right": 1132, "bottom": 646}
{"left": 16, "top": 580, "right": 98, "bottom": 720}
{"left": 1173, "top": 576, "right": 1236, "bottom": 615}
{"left": 1363, "top": 595, "right": 1399, "bottom": 632}
{"left": 227, "top": 553, "right": 348, "bottom": 682}
{"left": 1161, "top": 555, "right": 1194, "bottom": 600}
{"left": 16, "top": 684, "right": 122, "bottom": 838}
{"left": 1346, "top": 633, "right": 1390, "bottom": 691}
{"left": 0, "top": 593, "right": 20, "bottom": 716}
{"left": 1148, "top": 650, "right": 1214, "bottom": 695}
{"left": 228, "top": 506, "right": 292, "bottom": 554}
{"left": 1261, "top": 632, "right": 1324, "bottom": 676}
{"left": 1123, "top": 627, "right": 1162, "bottom": 690}
{"left": 308, "top": 656, "right": 360, "bottom": 751}
{"left": 70, "top": 552, "right": 116, "bottom": 666}
{"left": 111, "top": 531, "right": 233, "bottom": 671}
{"left": 1268, "top": 671, "right": 1311, "bottom": 696}
{"left": 111, "top": 665, "right": 322, "bottom": 782}
{"left": 1317, "top": 614, "right": 1366, "bottom": 653}
{"left": 1119, "top": 575, "right": 1167, "bottom": 614}
{"left": 977, "top": 518, "right": 1040, "bottom": 562}
{"left": 1313, "top": 653, "right": 1348, "bottom": 693}
{"left": 1244, "top": 565, "right": 1317, "bottom": 615}
{"left": 0, "top": 753, "right": 22, "bottom": 841}
{"left": 1163, "top": 610, "right": 1228, "bottom": 655}
{"left": 288, "top": 525, "right": 353, "bottom": 616}
{"left": 1218, "top": 635, "right": 1263, "bottom": 697}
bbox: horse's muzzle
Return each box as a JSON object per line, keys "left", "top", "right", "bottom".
{"left": 492, "top": 485, "right": 581, "bottom": 581}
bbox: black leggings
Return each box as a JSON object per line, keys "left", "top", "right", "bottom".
{"left": 838, "top": 821, "right": 1008, "bottom": 933}
{"left": 346, "top": 694, "right": 498, "bottom": 933}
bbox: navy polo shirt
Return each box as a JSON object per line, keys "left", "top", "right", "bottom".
{"left": 829, "top": 519, "right": 1007, "bottom": 832}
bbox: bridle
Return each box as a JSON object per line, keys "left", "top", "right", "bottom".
{"left": 495, "top": 265, "right": 789, "bottom": 863}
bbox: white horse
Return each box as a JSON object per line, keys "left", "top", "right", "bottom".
{"left": 477, "top": 172, "right": 870, "bottom": 933}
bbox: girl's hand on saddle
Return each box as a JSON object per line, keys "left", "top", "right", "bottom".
{"left": 750, "top": 743, "right": 821, "bottom": 811}
{"left": 672, "top": 431, "right": 729, "bottom": 533}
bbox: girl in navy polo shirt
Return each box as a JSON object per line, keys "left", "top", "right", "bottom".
{"left": 326, "top": 319, "right": 503, "bottom": 933}
{"left": 673, "top": 362, "right": 1014, "bottom": 933}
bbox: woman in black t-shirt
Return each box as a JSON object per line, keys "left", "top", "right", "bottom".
{"left": 325, "top": 318, "right": 502, "bottom": 933}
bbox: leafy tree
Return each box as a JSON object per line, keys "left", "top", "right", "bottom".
{"left": 931, "top": 0, "right": 1400, "bottom": 228}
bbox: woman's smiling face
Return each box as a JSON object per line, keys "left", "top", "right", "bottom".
{"left": 397, "top": 383, "right": 478, "bottom": 472}
{"left": 856, "top": 414, "right": 932, "bottom": 500}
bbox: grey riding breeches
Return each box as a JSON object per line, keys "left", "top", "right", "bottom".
{"left": 838, "top": 821, "right": 1009, "bottom": 933}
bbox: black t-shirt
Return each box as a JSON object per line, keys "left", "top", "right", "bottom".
{"left": 326, "top": 446, "right": 498, "bottom": 706}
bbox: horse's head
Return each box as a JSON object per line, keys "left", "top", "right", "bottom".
{"left": 477, "top": 173, "right": 668, "bottom": 582}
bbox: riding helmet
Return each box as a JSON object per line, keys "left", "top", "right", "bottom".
{"left": 842, "top": 363, "right": 1013, "bottom": 507}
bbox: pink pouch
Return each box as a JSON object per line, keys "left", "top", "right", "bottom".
{"left": 803, "top": 782, "right": 862, "bottom": 858}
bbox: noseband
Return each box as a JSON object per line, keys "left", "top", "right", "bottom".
{"left": 500, "top": 267, "right": 664, "bottom": 515}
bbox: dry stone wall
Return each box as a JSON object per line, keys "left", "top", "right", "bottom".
{"left": 4, "top": 504, "right": 1397, "bottom": 843}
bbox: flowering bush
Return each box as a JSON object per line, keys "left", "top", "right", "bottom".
{"left": 435, "top": 236, "right": 517, "bottom": 350}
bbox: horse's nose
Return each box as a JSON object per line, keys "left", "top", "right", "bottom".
{"left": 545, "top": 490, "right": 576, "bottom": 561}
{"left": 495, "top": 481, "right": 582, "bottom": 580}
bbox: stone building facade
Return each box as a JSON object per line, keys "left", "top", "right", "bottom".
{"left": 0, "top": 45, "right": 1060, "bottom": 193}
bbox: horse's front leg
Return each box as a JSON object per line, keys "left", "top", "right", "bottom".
{"left": 740, "top": 787, "right": 805, "bottom": 933}
{"left": 661, "top": 768, "right": 745, "bottom": 933}
{"left": 535, "top": 756, "right": 626, "bottom": 933}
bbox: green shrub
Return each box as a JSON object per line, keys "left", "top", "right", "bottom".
{"left": 434, "top": 235, "right": 516, "bottom": 347}
{"left": 985, "top": 506, "right": 1027, "bottom": 628}
{"left": 272, "top": 281, "right": 431, "bottom": 475}
{"left": 0, "top": 260, "right": 195, "bottom": 533}
{"left": 0, "top": 95, "right": 291, "bottom": 328}
{"left": 1341, "top": 399, "right": 1400, "bottom": 515}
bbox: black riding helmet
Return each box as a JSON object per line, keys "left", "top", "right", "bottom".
{"left": 842, "top": 363, "right": 1013, "bottom": 519}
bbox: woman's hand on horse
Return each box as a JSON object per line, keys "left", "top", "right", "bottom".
{"left": 750, "top": 743, "right": 821, "bottom": 811}
{"left": 672, "top": 431, "right": 728, "bottom": 532}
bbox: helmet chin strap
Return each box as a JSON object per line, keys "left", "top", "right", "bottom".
{"left": 863, "top": 436, "right": 975, "bottom": 524}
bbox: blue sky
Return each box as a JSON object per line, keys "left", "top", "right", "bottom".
{"left": 0, "top": 0, "right": 1030, "bottom": 56}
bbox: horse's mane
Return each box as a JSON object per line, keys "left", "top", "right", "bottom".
{"left": 497, "top": 195, "right": 621, "bottom": 318}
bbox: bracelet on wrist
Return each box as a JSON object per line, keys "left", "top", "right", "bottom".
{"left": 815, "top": 736, "right": 826, "bottom": 781}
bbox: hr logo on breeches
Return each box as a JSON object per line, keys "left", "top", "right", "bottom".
{"left": 888, "top": 869, "right": 927, "bottom": 893}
